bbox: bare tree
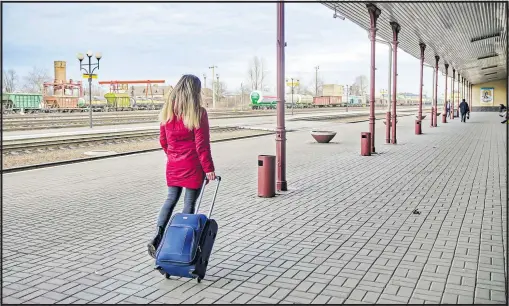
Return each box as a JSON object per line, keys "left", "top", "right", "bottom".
{"left": 22, "top": 66, "right": 51, "bottom": 93}
{"left": 248, "top": 56, "right": 268, "bottom": 91}
{"left": 353, "top": 75, "right": 368, "bottom": 96}
{"left": 311, "top": 77, "right": 324, "bottom": 96}
{"left": 2, "top": 69, "right": 18, "bottom": 92}
{"left": 216, "top": 81, "right": 228, "bottom": 100}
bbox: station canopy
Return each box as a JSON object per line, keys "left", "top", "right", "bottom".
{"left": 320, "top": 1, "right": 507, "bottom": 85}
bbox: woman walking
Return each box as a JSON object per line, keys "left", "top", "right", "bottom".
{"left": 148, "top": 74, "right": 216, "bottom": 258}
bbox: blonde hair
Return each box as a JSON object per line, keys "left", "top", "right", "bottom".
{"left": 159, "top": 74, "right": 203, "bottom": 130}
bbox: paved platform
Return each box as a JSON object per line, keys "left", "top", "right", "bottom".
{"left": 2, "top": 112, "right": 507, "bottom": 304}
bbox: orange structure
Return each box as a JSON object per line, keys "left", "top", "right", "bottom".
{"left": 42, "top": 61, "right": 84, "bottom": 110}
{"left": 98, "top": 80, "right": 166, "bottom": 98}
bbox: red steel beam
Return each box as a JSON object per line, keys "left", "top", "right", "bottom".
{"left": 451, "top": 69, "right": 455, "bottom": 119}
{"left": 433, "top": 55, "right": 440, "bottom": 127}
{"left": 390, "top": 21, "right": 400, "bottom": 144}
{"left": 367, "top": 3, "right": 381, "bottom": 153}
{"left": 457, "top": 74, "right": 461, "bottom": 117}
{"left": 276, "top": 2, "right": 287, "bottom": 191}
{"left": 443, "top": 63, "right": 449, "bottom": 123}
{"left": 417, "top": 43, "right": 426, "bottom": 133}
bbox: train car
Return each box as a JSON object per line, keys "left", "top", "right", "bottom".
{"left": 77, "top": 96, "right": 110, "bottom": 111}
{"left": 132, "top": 96, "right": 164, "bottom": 110}
{"left": 298, "top": 95, "right": 314, "bottom": 108}
{"left": 42, "top": 95, "right": 81, "bottom": 111}
{"left": 104, "top": 93, "right": 132, "bottom": 110}
{"left": 313, "top": 96, "right": 342, "bottom": 107}
{"left": 2, "top": 93, "right": 43, "bottom": 113}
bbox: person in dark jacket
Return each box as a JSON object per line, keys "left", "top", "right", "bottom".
{"left": 459, "top": 99, "right": 469, "bottom": 122}
{"left": 147, "top": 74, "right": 216, "bottom": 258}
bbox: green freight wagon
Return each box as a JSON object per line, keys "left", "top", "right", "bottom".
{"left": 2, "top": 93, "right": 43, "bottom": 113}
{"left": 104, "top": 93, "right": 132, "bottom": 109}
{"left": 250, "top": 91, "right": 279, "bottom": 110}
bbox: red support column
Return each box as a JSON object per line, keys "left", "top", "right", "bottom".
{"left": 417, "top": 43, "right": 425, "bottom": 134}
{"left": 451, "top": 69, "right": 455, "bottom": 119}
{"left": 442, "top": 63, "right": 449, "bottom": 123}
{"left": 367, "top": 3, "right": 381, "bottom": 153}
{"left": 457, "top": 74, "right": 461, "bottom": 117}
{"left": 460, "top": 76, "right": 463, "bottom": 114}
{"left": 390, "top": 21, "right": 400, "bottom": 144}
{"left": 469, "top": 82, "right": 472, "bottom": 112}
{"left": 433, "top": 55, "right": 440, "bottom": 127}
{"left": 275, "top": 2, "right": 287, "bottom": 191}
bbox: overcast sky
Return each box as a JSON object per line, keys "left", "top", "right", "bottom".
{"left": 3, "top": 2, "right": 449, "bottom": 96}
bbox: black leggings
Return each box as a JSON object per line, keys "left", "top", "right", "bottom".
{"left": 156, "top": 186, "right": 201, "bottom": 229}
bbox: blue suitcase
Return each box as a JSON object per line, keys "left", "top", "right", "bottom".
{"left": 155, "top": 177, "right": 221, "bottom": 283}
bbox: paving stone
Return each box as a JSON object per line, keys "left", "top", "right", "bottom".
{"left": 2, "top": 113, "right": 506, "bottom": 305}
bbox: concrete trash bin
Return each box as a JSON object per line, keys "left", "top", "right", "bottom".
{"left": 360, "top": 132, "right": 371, "bottom": 156}
{"left": 258, "top": 155, "right": 275, "bottom": 198}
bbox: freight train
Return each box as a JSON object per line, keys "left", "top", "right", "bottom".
{"left": 1, "top": 92, "right": 167, "bottom": 113}
{"left": 249, "top": 91, "right": 363, "bottom": 109}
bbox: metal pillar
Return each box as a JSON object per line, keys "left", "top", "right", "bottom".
{"left": 390, "top": 22, "right": 400, "bottom": 144}
{"left": 442, "top": 63, "right": 449, "bottom": 123}
{"left": 469, "top": 82, "right": 472, "bottom": 112}
{"left": 275, "top": 2, "right": 287, "bottom": 191}
{"left": 429, "top": 64, "right": 435, "bottom": 127}
{"left": 374, "top": 38, "right": 392, "bottom": 144}
{"left": 451, "top": 69, "right": 455, "bottom": 119}
{"left": 433, "top": 55, "right": 439, "bottom": 127}
{"left": 461, "top": 77, "right": 463, "bottom": 102}
{"left": 367, "top": 3, "right": 381, "bottom": 153}
{"left": 418, "top": 43, "right": 425, "bottom": 128}
{"left": 457, "top": 74, "right": 461, "bottom": 117}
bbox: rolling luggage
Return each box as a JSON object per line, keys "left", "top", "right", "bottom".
{"left": 155, "top": 176, "right": 221, "bottom": 283}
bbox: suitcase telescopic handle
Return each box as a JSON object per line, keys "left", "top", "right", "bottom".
{"left": 195, "top": 176, "right": 221, "bottom": 218}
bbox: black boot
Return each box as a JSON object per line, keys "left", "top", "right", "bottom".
{"left": 147, "top": 226, "right": 164, "bottom": 259}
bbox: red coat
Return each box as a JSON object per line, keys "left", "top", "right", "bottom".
{"left": 159, "top": 108, "right": 215, "bottom": 189}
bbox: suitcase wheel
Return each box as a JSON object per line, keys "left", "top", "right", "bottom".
{"left": 165, "top": 273, "right": 171, "bottom": 279}
{"left": 197, "top": 278, "right": 202, "bottom": 283}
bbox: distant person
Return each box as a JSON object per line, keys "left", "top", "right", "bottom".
{"left": 446, "top": 100, "right": 451, "bottom": 116}
{"left": 459, "top": 98, "right": 469, "bottom": 123}
{"left": 499, "top": 104, "right": 507, "bottom": 117}
{"left": 148, "top": 74, "right": 216, "bottom": 258}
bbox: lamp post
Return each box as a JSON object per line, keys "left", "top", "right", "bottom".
{"left": 209, "top": 65, "right": 218, "bottom": 109}
{"left": 77, "top": 51, "right": 101, "bottom": 128}
{"left": 216, "top": 74, "right": 220, "bottom": 108}
{"left": 286, "top": 78, "right": 299, "bottom": 115}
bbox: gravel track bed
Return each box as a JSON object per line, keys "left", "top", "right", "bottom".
{"left": 2, "top": 128, "right": 272, "bottom": 169}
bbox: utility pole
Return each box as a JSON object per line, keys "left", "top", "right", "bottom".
{"left": 216, "top": 74, "right": 220, "bottom": 108}
{"left": 346, "top": 84, "right": 349, "bottom": 112}
{"left": 208, "top": 65, "right": 217, "bottom": 108}
{"left": 240, "top": 82, "right": 243, "bottom": 111}
{"left": 314, "top": 66, "right": 320, "bottom": 96}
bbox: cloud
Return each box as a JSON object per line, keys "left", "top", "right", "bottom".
{"left": 2, "top": 2, "right": 437, "bottom": 95}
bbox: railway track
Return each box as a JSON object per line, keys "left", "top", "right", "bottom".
{"left": 2, "top": 126, "right": 242, "bottom": 154}
{"left": 2, "top": 106, "right": 420, "bottom": 131}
